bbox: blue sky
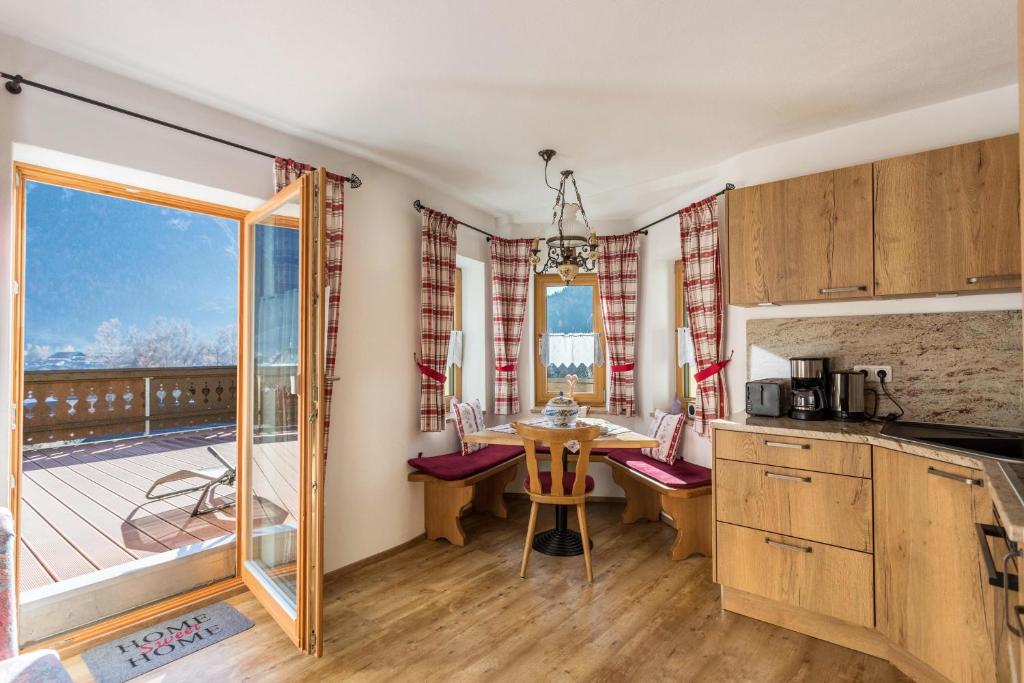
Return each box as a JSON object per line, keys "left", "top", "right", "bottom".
{"left": 23, "top": 180, "right": 239, "bottom": 354}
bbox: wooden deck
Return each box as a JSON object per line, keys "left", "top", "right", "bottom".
{"left": 18, "top": 427, "right": 249, "bottom": 592}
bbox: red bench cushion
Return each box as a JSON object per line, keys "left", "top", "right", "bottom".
{"left": 524, "top": 472, "right": 595, "bottom": 494}
{"left": 608, "top": 448, "right": 711, "bottom": 489}
{"left": 408, "top": 444, "right": 523, "bottom": 481}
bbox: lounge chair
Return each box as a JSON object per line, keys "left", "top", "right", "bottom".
{"left": 145, "top": 446, "right": 236, "bottom": 517}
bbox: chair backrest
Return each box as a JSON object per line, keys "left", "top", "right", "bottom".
{"left": 514, "top": 422, "right": 604, "bottom": 499}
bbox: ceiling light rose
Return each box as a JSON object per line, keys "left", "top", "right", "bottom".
{"left": 530, "top": 150, "right": 599, "bottom": 284}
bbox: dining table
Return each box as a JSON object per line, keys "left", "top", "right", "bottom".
{"left": 464, "top": 418, "right": 659, "bottom": 558}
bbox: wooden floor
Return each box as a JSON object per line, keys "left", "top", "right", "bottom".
{"left": 19, "top": 428, "right": 240, "bottom": 591}
{"left": 64, "top": 499, "right": 908, "bottom": 682}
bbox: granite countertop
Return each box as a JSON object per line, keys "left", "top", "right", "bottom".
{"left": 712, "top": 412, "right": 1024, "bottom": 544}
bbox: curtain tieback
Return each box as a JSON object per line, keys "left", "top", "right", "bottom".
{"left": 416, "top": 361, "right": 446, "bottom": 384}
{"left": 495, "top": 364, "right": 517, "bottom": 372}
{"left": 694, "top": 351, "right": 734, "bottom": 382}
{"left": 610, "top": 363, "right": 635, "bottom": 373}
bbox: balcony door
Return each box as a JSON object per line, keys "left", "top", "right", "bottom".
{"left": 238, "top": 170, "right": 325, "bottom": 655}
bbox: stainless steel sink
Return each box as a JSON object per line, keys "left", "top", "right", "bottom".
{"left": 880, "top": 421, "right": 1024, "bottom": 463}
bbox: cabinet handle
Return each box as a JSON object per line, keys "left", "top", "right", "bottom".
{"left": 976, "top": 523, "right": 1019, "bottom": 591}
{"left": 764, "top": 538, "right": 812, "bottom": 553}
{"left": 818, "top": 285, "right": 868, "bottom": 294}
{"left": 927, "top": 466, "right": 983, "bottom": 486}
{"left": 764, "top": 471, "right": 812, "bottom": 483}
{"left": 764, "top": 440, "right": 809, "bottom": 450}
{"left": 1002, "top": 548, "right": 1024, "bottom": 638}
{"left": 966, "top": 274, "right": 1021, "bottom": 285}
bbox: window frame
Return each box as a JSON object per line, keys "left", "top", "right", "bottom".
{"left": 444, "top": 267, "right": 463, "bottom": 406}
{"left": 675, "top": 259, "right": 697, "bottom": 402}
{"left": 533, "top": 272, "right": 607, "bottom": 408}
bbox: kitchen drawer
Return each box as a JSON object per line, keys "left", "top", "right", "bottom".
{"left": 715, "top": 429, "right": 871, "bottom": 478}
{"left": 717, "top": 522, "right": 874, "bottom": 628}
{"left": 715, "top": 459, "right": 873, "bottom": 551}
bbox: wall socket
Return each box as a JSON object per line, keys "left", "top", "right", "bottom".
{"left": 853, "top": 365, "right": 894, "bottom": 383}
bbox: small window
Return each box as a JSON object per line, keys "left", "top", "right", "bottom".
{"left": 444, "top": 267, "right": 463, "bottom": 405}
{"left": 534, "top": 273, "right": 606, "bottom": 407}
{"left": 675, "top": 260, "right": 697, "bottom": 401}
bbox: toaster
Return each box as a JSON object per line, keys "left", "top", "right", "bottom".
{"left": 746, "top": 379, "right": 791, "bottom": 417}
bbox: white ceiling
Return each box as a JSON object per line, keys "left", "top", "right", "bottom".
{"left": 1, "top": 1, "right": 1017, "bottom": 224}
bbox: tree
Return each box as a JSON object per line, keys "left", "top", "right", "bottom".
{"left": 88, "top": 317, "right": 238, "bottom": 368}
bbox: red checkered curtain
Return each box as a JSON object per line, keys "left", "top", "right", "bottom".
{"left": 418, "top": 209, "right": 458, "bottom": 431}
{"left": 679, "top": 196, "right": 728, "bottom": 435}
{"left": 274, "top": 158, "right": 345, "bottom": 459}
{"left": 489, "top": 238, "right": 533, "bottom": 414}
{"left": 597, "top": 232, "right": 639, "bottom": 417}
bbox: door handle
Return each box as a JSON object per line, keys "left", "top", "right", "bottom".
{"left": 818, "top": 285, "right": 868, "bottom": 294}
{"left": 763, "top": 440, "right": 809, "bottom": 450}
{"left": 966, "top": 274, "right": 1021, "bottom": 285}
{"left": 927, "top": 466, "right": 983, "bottom": 486}
{"left": 764, "top": 471, "right": 812, "bottom": 483}
{"left": 764, "top": 538, "right": 812, "bottom": 553}
{"left": 976, "top": 523, "right": 1019, "bottom": 590}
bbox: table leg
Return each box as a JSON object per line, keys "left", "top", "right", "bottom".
{"left": 532, "top": 445, "right": 593, "bottom": 557}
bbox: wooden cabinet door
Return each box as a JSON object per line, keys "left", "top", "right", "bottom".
{"left": 728, "top": 181, "right": 787, "bottom": 305}
{"left": 874, "top": 447, "right": 997, "bottom": 682}
{"left": 874, "top": 135, "right": 1020, "bottom": 296}
{"left": 783, "top": 164, "right": 874, "bottom": 302}
{"left": 727, "top": 165, "right": 873, "bottom": 305}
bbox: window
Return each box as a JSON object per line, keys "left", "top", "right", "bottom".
{"left": 445, "top": 268, "right": 463, "bottom": 405}
{"left": 534, "top": 273, "right": 606, "bottom": 407}
{"left": 675, "top": 260, "right": 697, "bottom": 401}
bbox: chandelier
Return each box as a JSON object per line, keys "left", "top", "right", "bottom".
{"left": 529, "top": 149, "right": 598, "bottom": 284}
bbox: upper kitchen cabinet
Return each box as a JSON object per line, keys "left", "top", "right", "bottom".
{"left": 727, "top": 164, "right": 874, "bottom": 305}
{"left": 874, "top": 134, "right": 1021, "bottom": 296}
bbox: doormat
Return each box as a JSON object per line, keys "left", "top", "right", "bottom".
{"left": 81, "top": 602, "right": 254, "bottom": 683}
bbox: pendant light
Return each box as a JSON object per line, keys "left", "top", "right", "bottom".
{"left": 530, "top": 150, "right": 599, "bottom": 284}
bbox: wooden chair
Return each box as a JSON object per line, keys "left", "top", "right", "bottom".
{"left": 514, "top": 422, "right": 604, "bottom": 582}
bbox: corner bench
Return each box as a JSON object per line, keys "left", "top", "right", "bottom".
{"left": 407, "top": 445, "right": 525, "bottom": 546}
{"left": 603, "top": 449, "right": 712, "bottom": 560}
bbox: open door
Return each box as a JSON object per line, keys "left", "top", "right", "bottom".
{"left": 237, "top": 171, "right": 325, "bottom": 655}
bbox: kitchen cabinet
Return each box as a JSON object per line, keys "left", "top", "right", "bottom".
{"left": 727, "top": 164, "right": 874, "bottom": 305}
{"left": 874, "top": 446, "right": 997, "bottom": 682}
{"left": 874, "top": 135, "right": 1020, "bottom": 296}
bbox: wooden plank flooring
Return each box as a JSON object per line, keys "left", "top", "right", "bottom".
{"left": 63, "top": 500, "right": 909, "bottom": 682}
{"left": 19, "top": 428, "right": 240, "bottom": 591}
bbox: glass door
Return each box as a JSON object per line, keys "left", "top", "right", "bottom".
{"left": 238, "top": 171, "right": 325, "bottom": 654}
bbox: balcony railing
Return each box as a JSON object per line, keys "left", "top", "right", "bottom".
{"left": 22, "top": 366, "right": 238, "bottom": 446}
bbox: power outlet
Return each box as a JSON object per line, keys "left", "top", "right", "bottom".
{"left": 853, "top": 365, "right": 893, "bottom": 383}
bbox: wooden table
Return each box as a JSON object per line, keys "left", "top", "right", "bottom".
{"left": 464, "top": 421, "right": 658, "bottom": 557}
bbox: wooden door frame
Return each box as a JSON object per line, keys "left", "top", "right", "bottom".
{"left": 533, "top": 272, "right": 607, "bottom": 407}
{"left": 236, "top": 170, "right": 324, "bottom": 655}
{"left": 9, "top": 163, "right": 248, "bottom": 655}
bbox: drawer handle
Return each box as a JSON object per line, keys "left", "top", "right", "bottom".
{"left": 818, "top": 285, "right": 868, "bottom": 294}
{"left": 764, "top": 471, "right": 812, "bottom": 483}
{"left": 927, "top": 466, "right": 983, "bottom": 486}
{"left": 1003, "top": 548, "right": 1023, "bottom": 638}
{"left": 763, "top": 440, "right": 809, "bottom": 450}
{"left": 976, "top": 523, "right": 1019, "bottom": 591}
{"left": 966, "top": 273, "right": 1021, "bottom": 285}
{"left": 764, "top": 538, "right": 812, "bottom": 554}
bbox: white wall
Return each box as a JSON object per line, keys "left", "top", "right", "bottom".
{"left": 0, "top": 33, "right": 503, "bottom": 571}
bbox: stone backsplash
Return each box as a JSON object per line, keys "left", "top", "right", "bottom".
{"left": 746, "top": 310, "right": 1023, "bottom": 428}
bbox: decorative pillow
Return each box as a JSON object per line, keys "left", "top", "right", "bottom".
{"left": 450, "top": 398, "right": 486, "bottom": 455}
{"left": 642, "top": 410, "right": 685, "bottom": 465}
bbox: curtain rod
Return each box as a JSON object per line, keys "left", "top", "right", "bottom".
{"left": 413, "top": 200, "right": 495, "bottom": 241}
{"left": 1, "top": 71, "right": 362, "bottom": 188}
{"left": 635, "top": 183, "right": 734, "bottom": 235}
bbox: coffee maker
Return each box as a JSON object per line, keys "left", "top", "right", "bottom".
{"left": 789, "top": 357, "right": 829, "bottom": 421}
